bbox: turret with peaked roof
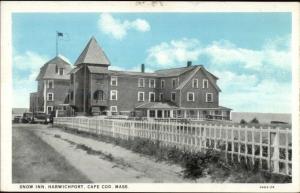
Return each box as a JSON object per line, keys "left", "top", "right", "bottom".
{"left": 74, "top": 36, "right": 110, "bottom": 66}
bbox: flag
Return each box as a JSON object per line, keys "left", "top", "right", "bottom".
{"left": 57, "top": 32, "right": 63, "bottom": 37}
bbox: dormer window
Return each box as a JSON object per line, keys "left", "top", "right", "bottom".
{"left": 59, "top": 68, "right": 64, "bottom": 75}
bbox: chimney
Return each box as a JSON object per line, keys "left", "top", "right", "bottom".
{"left": 187, "top": 61, "right": 192, "bottom": 67}
{"left": 141, "top": 63, "right": 145, "bottom": 73}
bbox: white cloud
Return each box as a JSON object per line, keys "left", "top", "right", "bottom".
{"left": 146, "top": 36, "right": 291, "bottom": 71}
{"left": 145, "top": 37, "right": 291, "bottom": 113}
{"left": 13, "top": 51, "right": 48, "bottom": 71}
{"left": 146, "top": 38, "right": 202, "bottom": 67}
{"left": 98, "top": 13, "right": 150, "bottom": 40}
{"left": 203, "top": 41, "right": 264, "bottom": 69}
{"left": 131, "top": 19, "right": 150, "bottom": 32}
{"left": 220, "top": 79, "right": 291, "bottom": 113}
{"left": 210, "top": 70, "right": 291, "bottom": 113}
{"left": 211, "top": 70, "right": 258, "bottom": 91}
{"left": 13, "top": 51, "right": 49, "bottom": 108}
{"left": 204, "top": 38, "right": 291, "bottom": 70}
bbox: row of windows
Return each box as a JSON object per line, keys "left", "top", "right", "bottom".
{"left": 110, "top": 76, "right": 209, "bottom": 89}
{"left": 137, "top": 92, "right": 213, "bottom": 103}
{"left": 90, "top": 90, "right": 213, "bottom": 103}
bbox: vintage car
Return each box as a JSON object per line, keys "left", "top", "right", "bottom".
{"left": 21, "top": 112, "right": 51, "bottom": 124}
{"left": 12, "top": 116, "right": 22, "bottom": 123}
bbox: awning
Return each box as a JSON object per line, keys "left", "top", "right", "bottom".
{"left": 135, "top": 102, "right": 179, "bottom": 109}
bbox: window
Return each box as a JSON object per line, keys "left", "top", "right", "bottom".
{"left": 110, "top": 106, "right": 117, "bottom": 112}
{"left": 192, "top": 79, "right": 198, "bottom": 88}
{"left": 172, "top": 78, "right": 177, "bottom": 89}
{"left": 111, "top": 76, "right": 118, "bottom": 86}
{"left": 47, "top": 93, "right": 54, "bottom": 101}
{"left": 187, "top": 92, "right": 195, "bottom": 101}
{"left": 203, "top": 79, "right": 209, "bottom": 88}
{"left": 161, "top": 80, "right": 165, "bottom": 89}
{"left": 55, "top": 65, "right": 58, "bottom": 73}
{"left": 171, "top": 92, "right": 176, "bottom": 101}
{"left": 59, "top": 68, "right": 64, "bottom": 75}
{"left": 70, "top": 91, "right": 74, "bottom": 100}
{"left": 159, "top": 93, "right": 163, "bottom": 101}
{"left": 138, "top": 78, "right": 145, "bottom": 87}
{"left": 149, "top": 79, "right": 156, "bottom": 88}
{"left": 149, "top": 92, "right": 155, "bottom": 102}
{"left": 138, "top": 92, "right": 145, "bottom": 102}
{"left": 149, "top": 110, "right": 155, "bottom": 117}
{"left": 206, "top": 93, "right": 213, "bottom": 102}
{"left": 110, "top": 90, "right": 118, "bottom": 100}
{"left": 70, "top": 74, "right": 74, "bottom": 84}
{"left": 48, "top": 80, "right": 54, "bottom": 89}
{"left": 93, "top": 90, "right": 104, "bottom": 101}
{"left": 47, "top": 106, "right": 53, "bottom": 114}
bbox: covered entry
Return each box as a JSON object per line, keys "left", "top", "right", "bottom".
{"left": 135, "top": 102, "right": 178, "bottom": 118}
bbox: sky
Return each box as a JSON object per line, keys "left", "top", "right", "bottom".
{"left": 12, "top": 12, "right": 292, "bottom": 113}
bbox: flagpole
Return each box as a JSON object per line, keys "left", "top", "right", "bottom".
{"left": 56, "top": 31, "right": 58, "bottom": 56}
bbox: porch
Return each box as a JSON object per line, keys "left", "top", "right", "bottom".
{"left": 135, "top": 102, "right": 231, "bottom": 120}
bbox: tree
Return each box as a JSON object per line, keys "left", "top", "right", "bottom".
{"left": 240, "top": 119, "right": 247, "bottom": 124}
{"left": 250, "top": 117, "right": 259, "bottom": 124}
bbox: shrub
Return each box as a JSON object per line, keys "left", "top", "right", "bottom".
{"left": 250, "top": 118, "right": 259, "bottom": 124}
{"left": 240, "top": 119, "right": 247, "bottom": 124}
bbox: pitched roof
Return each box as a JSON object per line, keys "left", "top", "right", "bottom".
{"left": 201, "top": 67, "right": 221, "bottom": 91}
{"left": 155, "top": 66, "right": 196, "bottom": 77}
{"left": 135, "top": 102, "right": 179, "bottom": 109}
{"left": 108, "top": 65, "right": 198, "bottom": 78}
{"left": 36, "top": 55, "right": 72, "bottom": 80}
{"left": 176, "top": 66, "right": 201, "bottom": 90}
{"left": 74, "top": 37, "right": 110, "bottom": 66}
{"left": 172, "top": 65, "right": 220, "bottom": 92}
{"left": 109, "top": 70, "right": 157, "bottom": 77}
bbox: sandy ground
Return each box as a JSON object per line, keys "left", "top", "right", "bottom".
{"left": 33, "top": 125, "right": 212, "bottom": 183}
{"left": 12, "top": 124, "right": 91, "bottom": 183}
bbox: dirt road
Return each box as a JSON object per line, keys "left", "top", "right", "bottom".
{"left": 12, "top": 124, "right": 91, "bottom": 183}
{"left": 13, "top": 124, "right": 211, "bottom": 183}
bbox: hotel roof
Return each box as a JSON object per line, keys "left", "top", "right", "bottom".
{"left": 74, "top": 36, "right": 111, "bottom": 66}
{"left": 36, "top": 55, "right": 72, "bottom": 80}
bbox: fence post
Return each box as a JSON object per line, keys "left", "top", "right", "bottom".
{"left": 112, "top": 120, "right": 115, "bottom": 138}
{"left": 270, "top": 128, "right": 279, "bottom": 173}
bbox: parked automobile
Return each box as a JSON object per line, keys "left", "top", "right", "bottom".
{"left": 21, "top": 112, "right": 33, "bottom": 123}
{"left": 12, "top": 116, "right": 22, "bottom": 123}
{"left": 21, "top": 112, "right": 51, "bottom": 124}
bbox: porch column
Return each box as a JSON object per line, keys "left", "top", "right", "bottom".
{"left": 147, "top": 109, "right": 150, "bottom": 118}
{"left": 184, "top": 110, "right": 187, "bottom": 118}
{"left": 197, "top": 110, "right": 200, "bottom": 119}
{"left": 162, "top": 110, "right": 165, "bottom": 118}
{"left": 155, "top": 110, "right": 158, "bottom": 118}
{"left": 170, "top": 110, "right": 173, "bottom": 118}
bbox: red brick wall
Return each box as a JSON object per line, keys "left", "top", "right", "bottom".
{"left": 108, "top": 75, "right": 156, "bottom": 112}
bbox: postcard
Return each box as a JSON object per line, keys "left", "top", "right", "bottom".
{"left": 1, "top": 1, "right": 299, "bottom": 192}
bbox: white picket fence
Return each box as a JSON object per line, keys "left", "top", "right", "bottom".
{"left": 54, "top": 117, "right": 292, "bottom": 176}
